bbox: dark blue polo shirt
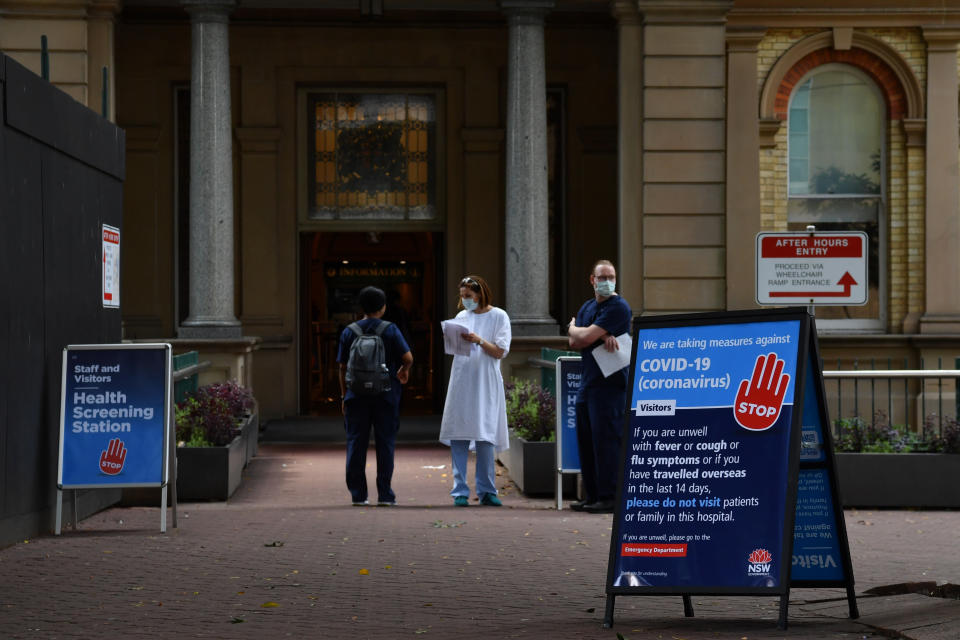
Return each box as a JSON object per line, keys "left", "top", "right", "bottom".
{"left": 336, "top": 318, "right": 411, "bottom": 406}
{"left": 575, "top": 294, "right": 632, "bottom": 402}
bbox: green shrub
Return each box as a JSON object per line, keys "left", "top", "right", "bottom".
{"left": 175, "top": 381, "right": 254, "bottom": 447}
{"left": 505, "top": 378, "right": 556, "bottom": 442}
{"left": 833, "top": 412, "right": 959, "bottom": 453}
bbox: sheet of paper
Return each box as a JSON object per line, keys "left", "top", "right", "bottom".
{"left": 441, "top": 319, "right": 473, "bottom": 357}
{"left": 591, "top": 333, "right": 632, "bottom": 378}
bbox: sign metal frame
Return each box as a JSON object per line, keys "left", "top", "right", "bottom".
{"left": 602, "top": 308, "right": 856, "bottom": 629}
{"left": 56, "top": 343, "right": 176, "bottom": 534}
{"left": 555, "top": 356, "right": 582, "bottom": 510}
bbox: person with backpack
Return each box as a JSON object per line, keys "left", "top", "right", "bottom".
{"left": 337, "top": 286, "right": 413, "bottom": 506}
{"left": 439, "top": 275, "right": 512, "bottom": 507}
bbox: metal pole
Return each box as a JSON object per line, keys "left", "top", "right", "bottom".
{"left": 40, "top": 35, "right": 49, "bottom": 81}
{"left": 956, "top": 357, "right": 960, "bottom": 419}
{"left": 101, "top": 66, "right": 109, "bottom": 119}
{"left": 556, "top": 470, "right": 562, "bottom": 511}
{"left": 806, "top": 225, "right": 816, "bottom": 317}
{"left": 55, "top": 490, "right": 63, "bottom": 535}
{"left": 602, "top": 594, "right": 616, "bottom": 627}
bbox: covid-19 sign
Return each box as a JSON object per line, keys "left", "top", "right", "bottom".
{"left": 602, "top": 309, "right": 857, "bottom": 629}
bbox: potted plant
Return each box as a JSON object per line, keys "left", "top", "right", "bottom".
{"left": 499, "top": 378, "right": 574, "bottom": 495}
{"left": 174, "top": 381, "right": 257, "bottom": 501}
{"left": 832, "top": 413, "right": 960, "bottom": 507}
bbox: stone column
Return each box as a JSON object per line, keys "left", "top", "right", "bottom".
{"left": 611, "top": 0, "right": 643, "bottom": 315}
{"left": 725, "top": 27, "right": 765, "bottom": 310}
{"left": 920, "top": 27, "right": 960, "bottom": 333}
{"left": 500, "top": 0, "right": 557, "bottom": 335}
{"left": 179, "top": 0, "right": 241, "bottom": 338}
{"left": 87, "top": 1, "right": 120, "bottom": 121}
{"left": 639, "top": 1, "right": 731, "bottom": 314}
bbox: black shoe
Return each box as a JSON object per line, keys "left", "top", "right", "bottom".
{"left": 583, "top": 499, "right": 615, "bottom": 514}
{"left": 569, "top": 499, "right": 593, "bottom": 512}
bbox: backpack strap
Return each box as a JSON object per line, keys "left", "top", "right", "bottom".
{"left": 347, "top": 322, "right": 363, "bottom": 337}
{"left": 374, "top": 320, "right": 392, "bottom": 336}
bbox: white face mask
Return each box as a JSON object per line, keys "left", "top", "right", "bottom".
{"left": 595, "top": 279, "right": 615, "bottom": 297}
{"left": 462, "top": 297, "right": 478, "bottom": 311}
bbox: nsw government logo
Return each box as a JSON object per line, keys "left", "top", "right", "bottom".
{"left": 747, "top": 548, "right": 773, "bottom": 576}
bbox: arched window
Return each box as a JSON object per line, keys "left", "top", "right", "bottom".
{"left": 788, "top": 64, "right": 885, "bottom": 329}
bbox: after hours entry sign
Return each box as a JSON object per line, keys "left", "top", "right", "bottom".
{"left": 756, "top": 231, "right": 868, "bottom": 306}
{"left": 603, "top": 308, "right": 856, "bottom": 629}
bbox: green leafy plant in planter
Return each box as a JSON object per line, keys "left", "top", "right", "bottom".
{"left": 832, "top": 412, "right": 960, "bottom": 508}
{"left": 833, "top": 411, "right": 960, "bottom": 453}
{"left": 176, "top": 381, "right": 254, "bottom": 447}
{"left": 505, "top": 378, "right": 556, "bottom": 442}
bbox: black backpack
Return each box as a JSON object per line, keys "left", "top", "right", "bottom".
{"left": 345, "top": 320, "right": 392, "bottom": 396}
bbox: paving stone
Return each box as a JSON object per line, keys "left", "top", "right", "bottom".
{"left": 0, "top": 442, "right": 957, "bottom": 638}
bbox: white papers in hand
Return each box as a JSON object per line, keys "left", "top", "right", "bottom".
{"left": 441, "top": 319, "right": 473, "bottom": 356}
{"left": 591, "top": 333, "right": 632, "bottom": 378}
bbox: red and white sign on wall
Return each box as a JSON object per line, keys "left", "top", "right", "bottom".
{"left": 756, "top": 231, "right": 868, "bottom": 306}
{"left": 102, "top": 224, "right": 120, "bottom": 308}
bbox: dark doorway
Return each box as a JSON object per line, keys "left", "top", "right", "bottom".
{"left": 300, "top": 231, "right": 442, "bottom": 415}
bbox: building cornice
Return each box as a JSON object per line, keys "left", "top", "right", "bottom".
{"left": 0, "top": 0, "right": 120, "bottom": 19}
{"left": 729, "top": 6, "right": 960, "bottom": 29}
{"left": 641, "top": 0, "right": 732, "bottom": 24}
{"left": 726, "top": 25, "right": 766, "bottom": 51}
{"left": 609, "top": 0, "right": 639, "bottom": 25}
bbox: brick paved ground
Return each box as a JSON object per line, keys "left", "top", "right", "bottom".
{"left": 0, "top": 442, "right": 958, "bottom": 639}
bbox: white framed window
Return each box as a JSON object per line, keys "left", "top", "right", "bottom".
{"left": 787, "top": 64, "right": 886, "bottom": 331}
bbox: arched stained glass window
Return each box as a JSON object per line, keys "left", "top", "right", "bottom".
{"left": 788, "top": 64, "right": 885, "bottom": 327}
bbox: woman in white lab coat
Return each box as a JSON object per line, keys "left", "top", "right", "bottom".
{"left": 439, "top": 275, "right": 512, "bottom": 506}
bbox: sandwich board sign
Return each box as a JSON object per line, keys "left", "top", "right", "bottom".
{"left": 58, "top": 343, "right": 175, "bottom": 533}
{"left": 555, "top": 356, "right": 581, "bottom": 510}
{"left": 756, "top": 231, "right": 868, "bottom": 305}
{"left": 603, "top": 308, "right": 857, "bottom": 629}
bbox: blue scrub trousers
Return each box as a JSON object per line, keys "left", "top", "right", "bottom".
{"left": 575, "top": 385, "right": 625, "bottom": 503}
{"left": 344, "top": 396, "right": 399, "bottom": 503}
{"left": 450, "top": 439, "right": 497, "bottom": 498}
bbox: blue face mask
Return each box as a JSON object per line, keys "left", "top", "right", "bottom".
{"left": 462, "top": 297, "right": 478, "bottom": 311}
{"left": 595, "top": 280, "right": 616, "bottom": 297}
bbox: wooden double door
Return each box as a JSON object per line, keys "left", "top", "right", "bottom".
{"left": 300, "top": 231, "right": 442, "bottom": 415}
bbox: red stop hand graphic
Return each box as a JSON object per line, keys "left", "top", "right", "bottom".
{"left": 99, "top": 438, "right": 127, "bottom": 475}
{"left": 734, "top": 353, "right": 790, "bottom": 431}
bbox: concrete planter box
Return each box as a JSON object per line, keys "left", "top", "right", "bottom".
{"left": 835, "top": 453, "right": 960, "bottom": 508}
{"left": 242, "top": 401, "right": 259, "bottom": 466}
{"left": 177, "top": 408, "right": 258, "bottom": 501}
{"left": 175, "top": 433, "right": 246, "bottom": 501}
{"left": 498, "top": 433, "right": 576, "bottom": 496}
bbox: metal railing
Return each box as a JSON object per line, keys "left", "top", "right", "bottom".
{"left": 172, "top": 359, "right": 212, "bottom": 382}
{"left": 822, "top": 358, "right": 960, "bottom": 438}
{"left": 172, "top": 351, "right": 211, "bottom": 403}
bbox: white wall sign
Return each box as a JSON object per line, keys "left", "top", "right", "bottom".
{"left": 102, "top": 224, "right": 120, "bottom": 308}
{"left": 756, "top": 231, "right": 868, "bottom": 306}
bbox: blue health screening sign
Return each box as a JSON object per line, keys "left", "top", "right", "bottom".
{"left": 556, "top": 356, "right": 581, "bottom": 472}
{"left": 609, "top": 316, "right": 802, "bottom": 591}
{"left": 59, "top": 344, "right": 171, "bottom": 488}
